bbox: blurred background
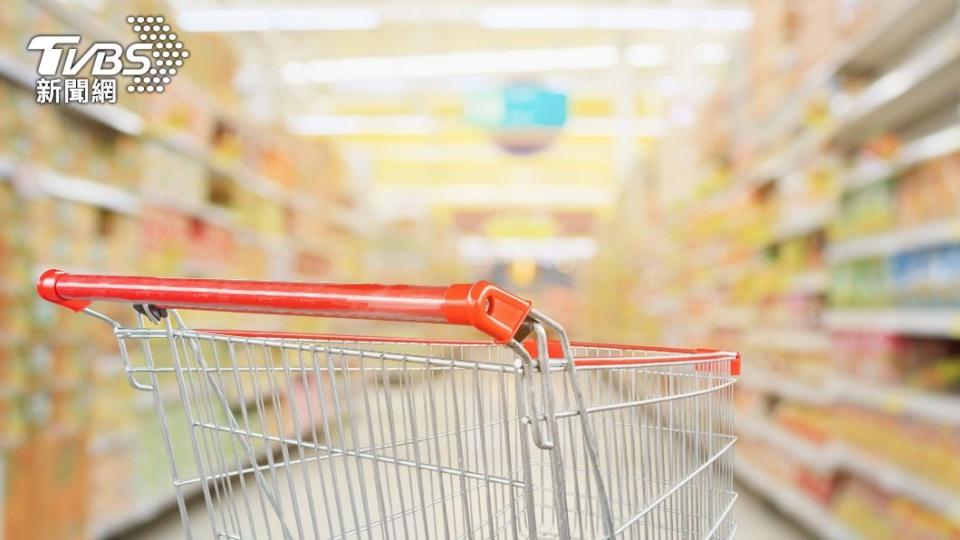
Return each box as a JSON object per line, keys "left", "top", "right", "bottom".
{"left": 2, "top": 0, "right": 960, "bottom": 538}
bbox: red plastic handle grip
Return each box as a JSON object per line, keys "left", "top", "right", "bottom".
{"left": 36, "top": 269, "right": 533, "bottom": 343}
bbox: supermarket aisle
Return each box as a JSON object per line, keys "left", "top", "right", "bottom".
{"left": 733, "top": 486, "right": 811, "bottom": 540}
{"left": 121, "top": 482, "right": 811, "bottom": 540}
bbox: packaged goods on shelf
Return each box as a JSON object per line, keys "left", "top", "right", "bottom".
{"left": 184, "top": 218, "right": 234, "bottom": 274}
{"left": 743, "top": 344, "right": 830, "bottom": 388}
{"left": 295, "top": 252, "right": 331, "bottom": 278}
{"left": 0, "top": 83, "right": 31, "bottom": 158}
{"left": 232, "top": 190, "right": 286, "bottom": 238}
{"left": 142, "top": 86, "right": 215, "bottom": 142}
{"left": 831, "top": 333, "right": 960, "bottom": 390}
{"left": 829, "top": 241, "right": 960, "bottom": 309}
{"left": 232, "top": 243, "right": 271, "bottom": 280}
{"left": 140, "top": 206, "right": 190, "bottom": 275}
{"left": 770, "top": 401, "right": 960, "bottom": 495}
{"left": 5, "top": 431, "right": 89, "bottom": 540}
{"left": 830, "top": 181, "right": 895, "bottom": 241}
{"left": 1, "top": 2, "right": 62, "bottom": 56}
{"left": 177, "top": 33, "right": 240, "bottom": 108}
{"left": 834, "top": 149, "right": 960, "bottom": 245}
{"left": 890, "top": 243, "right": 960, "bottom": 307}
{"left": 140, "top": 143, "right": 207, "bottom": 206}
{"left": 0, "top": 344, "right": 28, "bottom": 448}
{"left": 895, "top": 151, "right": 960, "bottom": 226}
{"left": 829, "top": 257, "right": 890, "bottom": 308}
{"left": 88, "top": 441, "right": 135, "bottom": 533}
{"left": 833, "top": 478, "right": 960, "bottom": 540}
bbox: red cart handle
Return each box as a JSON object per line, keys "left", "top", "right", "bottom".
{"left": 36, "top": 269, "right": 533, "bottom": 343}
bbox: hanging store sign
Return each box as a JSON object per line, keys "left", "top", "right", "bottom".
{"left": 466, "top": 83, "right": 568, "bottom": 155}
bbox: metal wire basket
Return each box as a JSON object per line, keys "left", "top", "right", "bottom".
{"left": 38, "top": 269, "right": 740, "bottom": 539}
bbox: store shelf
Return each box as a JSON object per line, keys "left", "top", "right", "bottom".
{"left": 739, "top": 370, "right": 831, "bottom": 405}
{"left": 737, "top": 416, "right": 835, "bottom": 473}
{"left": 88, "top": 431, "right": 137, "bottom": 456}
{"left": 0, "top": 51, "right": 35, "bottom": 88}
{"left": 36, "top": 170, "right": 140, "bottom": 215}
{"left": 739, "top": 4, "right": 960, "bottom": 191}
{"left": 827, "top": 218, "right": 960, "bottom": 263}
{"left": 745, "top": 328, "right": 830, "bottom": 353}
{"left": 0, "top": 51, "right": 142, "bottom": 136}
{"left": 1, "top": 53, "right": 292, "bottom": 204}
{"left": 824, "top": 307, "right": 960, "bottom": 338}
{"left": 745, "top": 130, "right": 824, "bottom": 187}
{"left": 3, "top": 156, "right": 307, "bottom": 267}
{"left": 831, "top": 377, "right": 960, "bottom": 427}
{"left": 0, "top": 156, "right": 14, "bottom": 180}
{"left": 845, "top": 124, "right": 960, "bottom": 192}
{"left": 3, "top": 158, "right": 141, "bottom": 213}
{"left": 740, "top": 0, "right": 948, "bottom": 178}
{"left": 831, "top": 20, "right": 960, "bottom": 149}
{"left": 772, "top": 204, "right": 836, "bottom": 242}
{"left": 738, "top": 415, "right": 960, "bottom": 521}
{"left": 734, "top": 458, "right": 857, "bottom": 540}
{"left": 742, "top": 367, "right": 960, "bottom": 425}
{"left": 786, "top": 270, "right": 828, "bottom": 296}
{"left": 152, "top": 133, "right": 303, "bottom": 209}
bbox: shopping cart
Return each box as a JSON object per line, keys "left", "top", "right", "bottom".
{"left": 37, "top": 269, "right": 740, "bottom": 540}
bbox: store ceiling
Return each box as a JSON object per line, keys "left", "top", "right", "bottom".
{"left": 170, "top": 1, "right": 750, "bottom": 265}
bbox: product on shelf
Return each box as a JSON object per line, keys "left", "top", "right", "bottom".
{"left": 828, "top": 257, "right": 890, "bottom": 308}
{"left": 830, "top": 181, "right": 895, "bottom": 241}
{"left": 833, "top": 478, "right": 960, "bottom": 540}
{"left": 889, "top": 243, "right": 960, "bottom": 308}
{"left": 896, "top": 151, "right": 960, "bottom": 227}
{"left": 1, "top": 6, "right": 353, "bottom": 532}
{"left": 831, "top": 332, "right": 960, "bottom": 391}
{"left": 772, "top": 401, "right": 960, "bottom": 495}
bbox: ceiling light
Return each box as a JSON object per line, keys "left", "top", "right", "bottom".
{"left": 287, "top": 114, "right": 437, "bottom": 135}
{"left": 696, "top": 42, "right": 731, "bottom": 64}
{"left": 458, "top": 236, "right": 598, "bottom": 262}
{"left": 590, "top": 8, "right": 690, "bottom": 30}
{"left": 477, "top": 7, "right": 584, "bottom": 29}
{"left": 478, "top": 7, "right": 753, "bottom": 32}
{"left": 625, "top": 44, "right": 666, "bottom": 67}
{"left": 283, "top": 46, "right": 620, "bottom": 84}
{"left": 695, "top": 9, "right": 754, "bottom": 32}
{"left": 177, "top": 8, "right": 380, "bottom": 32}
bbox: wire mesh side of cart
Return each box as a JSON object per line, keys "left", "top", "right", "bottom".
{"left": 115, "top": 313, "right": 737, "bottom": 540}
{"left": 534, "top": 344, "right": 738, "bottom": 540}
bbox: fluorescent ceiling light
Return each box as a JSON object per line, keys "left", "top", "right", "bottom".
{"left": 287, "top": 114, "right": 437, "bottom": 135}
{"left": 477, "top": 7, "right": 585, "bottom": 29}
{"left": 696, "top": 42, "right": 731, "bottom": 64}
{"left": 478, "top": 7, "right": 753, "bottom": 32}
{"left": 177, "top": 8, "right": 380, "bottom": 32}
{"left": 373, "top": 184, "right": 614, "bottom": 211}
{"left": 591, "top": 8, "right": 690, "bottom": 30}
{"left": 283, "top": 46, "right": 619, "bottom": 84}
{"left": 695, "top": 9, "right": 754, "bottom": 32}
{"left": 458, "top": 236, "right": 598, "bottom": 262}
{"left": 625, "top": 44, "right": 666, "bottom": 67}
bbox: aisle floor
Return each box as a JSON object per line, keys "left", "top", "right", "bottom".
{"left": 119, "top": 483, "right": 810, "bottom": 540}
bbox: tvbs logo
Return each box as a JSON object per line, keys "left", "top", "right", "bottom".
{"left": 27, "top": 15, "right": 188, "bottom": 104}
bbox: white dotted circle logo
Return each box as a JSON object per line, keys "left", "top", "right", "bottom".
{"left": 124, "top": 15, "right": 188, "bottom": 93}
